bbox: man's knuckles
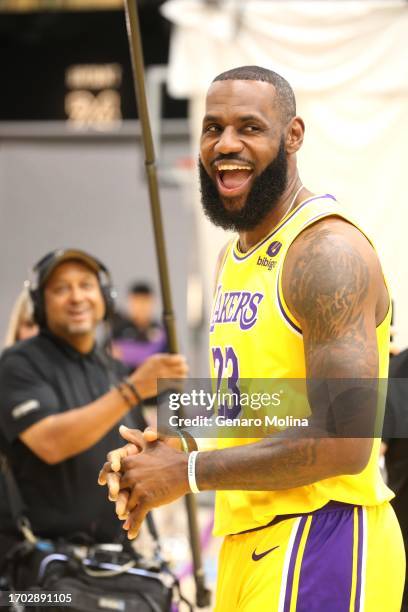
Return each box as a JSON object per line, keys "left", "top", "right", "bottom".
{"left": 107, "top": 449, "right": 124, "bottom": 472}
{"left": 120, "top": 455, "right": 143, "bottom": 471}
{"left": 124, "top": 483, "right": 153, "bottom": 512}
{"left": 120, "top": 468, "right": 141, "bottom": 489}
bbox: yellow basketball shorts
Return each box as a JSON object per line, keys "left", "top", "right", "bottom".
{"left": 214, "top": 501, "right": 405, "bottom": 612}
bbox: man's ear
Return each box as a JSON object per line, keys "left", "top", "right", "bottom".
{"left": 286, "top": 116, "right": 305, "bottom": 154}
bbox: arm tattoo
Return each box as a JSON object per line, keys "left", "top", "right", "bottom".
{"left": 288, "top": 225, "right": 377, "bottom": 378}
{"left": 196, "top": 225, "right": 378, "bottom": 492}
{"left": 197, "top": 436, "right": 337, "bottom": 491}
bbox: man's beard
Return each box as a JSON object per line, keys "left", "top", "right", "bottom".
{"left": 199, "top": 137, "right": 288, "bottom": 232}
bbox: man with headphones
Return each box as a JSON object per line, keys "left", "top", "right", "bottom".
{"left": 0, "top": 248, "right": 187, "bottom": 566}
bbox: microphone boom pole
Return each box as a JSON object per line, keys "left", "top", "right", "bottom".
{"left": 123, "top": 1, "right": 211, "bottom": 607}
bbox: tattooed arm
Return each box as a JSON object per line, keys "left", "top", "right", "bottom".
{"left": 285, "top": 218, "right": 380, "bottom": 379}
{"left": 100, "top": 217, "right": 389, "bottom": 532}
{"left": 194, "top": 217, "right": 388, "bottom": 491}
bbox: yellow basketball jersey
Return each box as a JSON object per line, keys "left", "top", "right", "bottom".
{"left": 209, "top": 194, "right": 393, "bottom": 537}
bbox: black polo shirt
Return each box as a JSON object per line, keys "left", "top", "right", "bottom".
{"left": 0, "top": 329, "right": 145, "bottom": 542}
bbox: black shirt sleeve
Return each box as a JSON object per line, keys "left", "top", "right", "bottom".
{"left": 0, "top": 351, "right": 60, "bottom": 443}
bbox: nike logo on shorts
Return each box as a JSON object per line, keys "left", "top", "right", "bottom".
{"left": 252, "top": 545, "right": 279, "bottom": 561}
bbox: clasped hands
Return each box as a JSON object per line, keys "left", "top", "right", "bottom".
{"left": 98, "top": 426, "right": 189, "bottom": 540}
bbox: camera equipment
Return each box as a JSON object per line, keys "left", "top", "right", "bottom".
{"left": 0, "top": 454, "right": 192, "bottom": 612}
{"left": 123, "top": 2, "right": 210, "bottom": 606}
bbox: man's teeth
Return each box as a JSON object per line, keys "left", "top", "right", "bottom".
{"left": 218, "top": 165, "right": 252, "bottom": 171}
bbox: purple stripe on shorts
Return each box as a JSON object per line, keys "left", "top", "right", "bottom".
{"left": 354, "top": 507, "right": 364, "bottom": 612}
{"left": 295, "top": 505, "right": 355, "bottom": 611}
{"left": 283, "top": 515, "right": 308, "bottom": 612}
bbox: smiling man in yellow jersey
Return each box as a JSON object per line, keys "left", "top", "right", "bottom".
{"left": 99, "top": 66, "right": 405, "bottom": 611}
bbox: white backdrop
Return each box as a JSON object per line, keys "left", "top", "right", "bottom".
{"left": 161, "top": 0, "right": 408, "bottom": 347}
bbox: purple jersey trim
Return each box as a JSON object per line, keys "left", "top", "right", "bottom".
{"left": 232, "top": 194, "right": 336, "bottom": 262}
{"left": 276, "top": 270, "right": 302, "bottom": 336}
{"left": 300, "top": 211, "right": 337, "bottom": 228}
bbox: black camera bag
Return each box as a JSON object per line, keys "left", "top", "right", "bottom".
{"left": 0, "top": 454, "right": 191, "bottom": 612}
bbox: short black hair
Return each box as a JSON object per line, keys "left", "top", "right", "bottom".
{"left": 128, "top": 282, "right": 153, "bottom": 296}
{"left": 213, "top": 65, "right": 296, "bottom": 125}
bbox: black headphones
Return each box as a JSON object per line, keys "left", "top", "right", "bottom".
{"left": 27, "top": 249, "right": 117, "bottom": 328}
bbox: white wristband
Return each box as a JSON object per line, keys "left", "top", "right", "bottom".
{"left": 187, "top": 451, "right": 200, "bottom": 494}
